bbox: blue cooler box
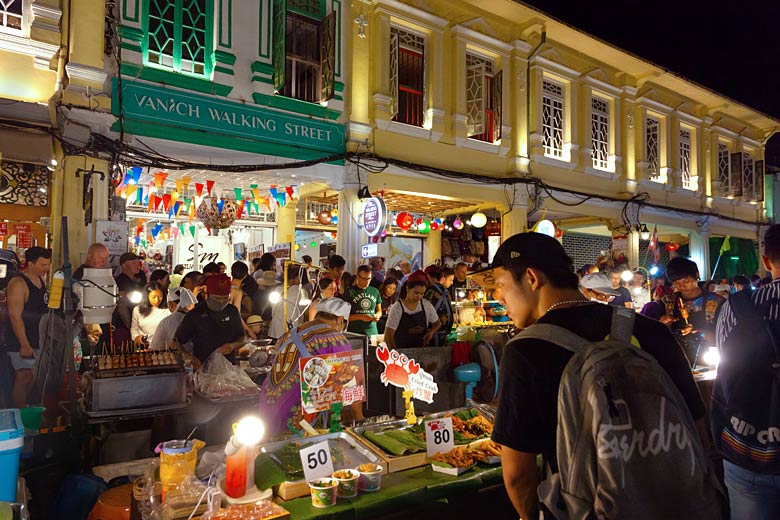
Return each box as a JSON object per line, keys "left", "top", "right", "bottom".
{"left": 0, "top": 409, "right": 23, "bottom": 503}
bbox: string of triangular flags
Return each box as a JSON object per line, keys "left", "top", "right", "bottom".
{"left": 115, "top": 166, "right": 300, "bottom": 222}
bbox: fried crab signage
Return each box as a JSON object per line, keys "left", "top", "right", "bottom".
{"left": 375, "top": 345, "right": 439, "bottom": 403}
{"left": 299, "top": 350, "right": 366, "bottom": 414}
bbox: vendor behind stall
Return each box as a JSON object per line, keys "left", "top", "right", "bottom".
{"left": 384, "top": 271, "right": 440, "bottom": 348}
{"left": 258, "top": 298, "right": 363, "bottom": 438}
{"left": 174, "top": 273, "right": 245, "bottom": 367}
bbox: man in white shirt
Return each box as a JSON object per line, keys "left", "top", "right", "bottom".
{"left": 151, "top": 287, "right": 198, "bottom": 351}
{"left": 268, "top": 265, "right": 307, "bottom": 339}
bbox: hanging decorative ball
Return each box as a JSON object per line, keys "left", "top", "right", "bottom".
{"left": 317, "top": 210, "right": 332, "bottom": 225}
{"left": 555, "top": 228, "right": 563, "bottom": 238}
{"left": 430, "top": 220, "right": 439, "bottom": 231}
{"left": 664, "top": 242, "right": 680, "bottom": 252}
{"left": 418, "top": 219, "right": 430, "bottom": 234}
{"left": 453, "top": 218, "right": 464, "bottom": 230}
{"left": 331, "top": 215, "right": 338, "bottom": 224}
{"left": 396, "top": 212, "right": 414, "bottom": 230}
{"left": 470, "top": 211, "right": 487, "bottom": 228}
{"left": 331, "top": 232, "right": 337, "bottom": 239}
{"left": 196, "top": 197, "right": 237, "bottom": 229}
{"left": 295, "top": 244, "right": 300, "bottom": 251}
{"left": 310, "top": 241, "right": 317, "bottom": 248}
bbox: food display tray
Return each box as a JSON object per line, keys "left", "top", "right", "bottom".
{"left": 349, "top": 419, "right": 429, "bottom": 473}
{"left": 259, "top": 431, "right": 386, "bottom": 500}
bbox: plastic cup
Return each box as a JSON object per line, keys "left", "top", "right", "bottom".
{"left": 357, "top": 463, "right": 383, "bottom": 492}
{"left": 309, "top": 478, "right": 338, "bottom": 508}
{"left": 332, "top": 469, "right": 359, "bottom": 498}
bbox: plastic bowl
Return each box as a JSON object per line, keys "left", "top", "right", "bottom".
{"left": 308, "top": 478, "right": 337, "bottom": 508}
{"left": 332, "top": 469, "right": 359, "bottom": 498}
{"left": 356, "top": 463, "right": 383, "bottom": 492}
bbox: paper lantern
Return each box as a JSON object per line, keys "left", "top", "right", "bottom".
{"left": 453, "top": 218, "right": 464, "bottom": 230}
{"left": 417, "top": 219, "right": 430, "bottom": 234}
{"left": 555, "top": 228, "right": 563, "bottom": 238}
{"left": 430, "top": 220, "right": 439, "bottom": 231}
{"left": 196, "top": 197, "right": 238, "bottom": 229}
{"left": 471, "top": 211, "right": 487, "bottom": 228}
{"left": 295, "top": 244, "right": 300, "bottom": 251}
{"left": 664, "top": 242, "right": 680, "bottom": 252}
{"left": 310, "top": 241, "right": 317, "bottom": 248}
{"left": 396, "top": 212, "right": 413, "bottom": 230}
{"left": 317, "top": 210, "right": 332, "bottom": 225}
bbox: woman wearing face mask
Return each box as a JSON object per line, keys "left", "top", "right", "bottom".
{"left": 131, "top": 282, "right": 171, "bottom": 346}
{"left": 384, "top": 271, "right": 440, "bottom": 349}
{"left": 174, "top": 273, "right": 246, "bottom": 366}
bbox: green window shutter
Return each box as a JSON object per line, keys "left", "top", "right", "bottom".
{"left": 493, "top": 69, "right": 502, "bottom": 141}
{"left": 272, "top": 0, "right": 286, "bottom": 93}
{"left": 320, "top": 10, "right": 336, "bottom": 102}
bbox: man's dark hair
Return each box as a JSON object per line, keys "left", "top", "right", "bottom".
{"left": 328, "top": 255, "right": 346, "bottom": 269}
{"left": 455, "top": 262, "right": 467, "bottom": 269}
{"left": 149, "top": 269, "right": 169, "bottom": 283}
{"left": 733, "top": 275, "right": 750, "bottom": 287}
{"left": 231, "top": 261, "right": 249, "bottom": 279}
{"left": 182, "top": 271, "right": 202, "bottom": 286}
{"left": 251, "top": 257, "right": 261, "bottom": 269}
{"left": 259, "top": 253, "right": 276, "bottom": 271}
{"left": 202, "top": 262, "right": 220, "bottom": 275}
{"left": 765, "top": 224, "right": 780, "bottom": 263}
{"left": 217, "top": 262, "right": 226, "bottom": 269}
{"left": 357, "top": 264, "right": 371, "bottom": 275}
{"left": 666, "top": 257, "right": 699, "bottom": 282}
{"left": 302, "top": 255, "right": 313, "bottom": 264}
{"left": 633, "top": 269, "right": 646, "bottom": 281}
{"left": 173, "top": 264, "right": 185, "bottom": 275}
{"left": 751, "top": 274, "right": 761, "bottom": 283}
{"left": 441, "top": 267, "right": 455, "bottom": 278}
{"left": 286, "top": 264, "right": 302, "bottom": 281}
{"left": 25, "top": 246, "right": 51, "bottom": 264}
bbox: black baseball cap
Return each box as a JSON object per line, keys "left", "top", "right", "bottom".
{"left": 468, "top": 232, "right": 574, "bottom": 289}
{"left": 119, "top": 252, "right": 140, "bottom": 265}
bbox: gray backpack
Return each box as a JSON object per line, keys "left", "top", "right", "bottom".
{"left": 518, "top": 307, "right": 726, "bottom": 520}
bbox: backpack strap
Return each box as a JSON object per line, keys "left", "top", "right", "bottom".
{"left": 609, "top": 306, "right": 636, "bottom": 344}
{"left": 516, "top": 323, "right": 591, "bottom": 353}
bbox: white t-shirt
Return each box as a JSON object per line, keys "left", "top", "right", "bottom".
{"left": 150, "top": 311, "right": 191, "bottom": 351}
{"left": 130, "top": 306, "right": 171, "bottom": 344}
{"left": 385, "top": 299, "right": 438, "bottom": 331}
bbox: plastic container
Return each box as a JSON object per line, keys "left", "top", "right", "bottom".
{"left": 0, "top": 409, "right": 24, "bottom": 503}
{"left": 356, "top": 463, "right": 383, "bottom": 492}
{"left": 308, "top": 478, "right": 337, "bottom": 508}
{"left": 157, "top": 439, "right": 204, "bottom": 495}
{"left": 19, "top": 406, "right": 45, "bottom": 431}
{"left": 332, "top": 469, "right": 359, "bottom": 498}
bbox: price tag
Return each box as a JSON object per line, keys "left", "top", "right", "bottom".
{"left": 299, "top": 440, "right": 334, "bottom": 482}
{"left": 425, "top": 417, "right": 454, "bottom": 457}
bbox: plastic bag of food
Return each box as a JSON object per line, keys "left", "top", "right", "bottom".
{"left": 194, "top": 352, "right": 259, "bottom": 399}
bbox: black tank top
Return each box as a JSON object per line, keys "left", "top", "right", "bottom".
{"left": 4, "top": 273, "right": 48, "bottom": 351}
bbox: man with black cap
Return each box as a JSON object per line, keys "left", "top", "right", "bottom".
{"left": 114, "top": 252, "right": 143, "bottom": 293}
{"left": 478, "top": 232, "right": 710, "bottom": 519}
{"left": 174, "top": 273, "right": 245, "bottom": 366}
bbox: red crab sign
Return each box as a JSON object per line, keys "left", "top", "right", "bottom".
{"left": 375, "top": 345, "right": 439, "bottom": 403}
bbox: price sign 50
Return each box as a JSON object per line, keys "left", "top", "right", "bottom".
{"left": 425, "top": 417, "right": 455, "bottom": 457}
{"left": 299, "top": 440, "right": 334, "bottom": 482}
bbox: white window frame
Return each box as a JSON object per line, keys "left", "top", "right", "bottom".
{"left": 0, "top": 0, "right": 26, "bottom": 35}
{"left": 591, "top": 95, "right": 610, "bottom": 170}
{"left": 679, "top": 127, "right": 692, "bottom": 190}
{"left": 646, "top": 116, "right": 661, "bottom": 182}
{"left": 542, "top": 78, "right": 565, "bottom": 160}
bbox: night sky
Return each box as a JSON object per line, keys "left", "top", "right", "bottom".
{"left": 518, "top": 0, "right": 780, "bottom": 163}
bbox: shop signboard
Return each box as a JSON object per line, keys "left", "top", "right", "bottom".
{"left": 174, "top": 234, "right": 233, "bottom": 270}
{"left": 299, "top": 349, "right": 366, "bottom": 414}
{"left": 15, "top": 224, "right": 33, "bottom": 248}
{"left": 362, "top": 197, "right": 386, "bottom": 237}
{"left": 114, "top": 79, "right": 345, "bottom": 154}
{"left": 361, "top": 243, "right": 378, "bottom": 258}
{"left": 95, "top": 220, "right": 129, "bottom": 269}
{"left": 0, "top": 223, "right": 7, "bottom": 236}
{"left": 268, "top": 242, "right": 292, "bottom": 273}
{"left": 375, "top": 345, "right": 439, "bottom": 403}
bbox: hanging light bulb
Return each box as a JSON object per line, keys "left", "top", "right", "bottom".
{"left": 639, "top": 223, "right": 650, "bottom": 241}
{"left": 470, "top": 211, "right": 487, "bottom": 228}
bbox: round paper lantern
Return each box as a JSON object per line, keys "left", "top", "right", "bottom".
{"left": 430, "top": 220, "right": 439, "bottom": 231}
{"left": 418, "top": 219, "right": 430, "bottom": 234}
{"left": 396, "top": 212, "right": 413, "bottom": 230}
{"left": 331, "top": 232, "right": 337, "bottom": 239}
{"left": 294, "top": 244, "right": 300, "bottom": 251}
{"left": 471, "top": 211, "right": 487, "bottom": 228}
{"left": 453, "top": 218, "right": 464, "bottom": 230}
{"left": 664, "top": 242, "right": 680, "bottom": 252}
{"left": 317, "top": 210, "right": 332, "bottom": 225}
{"left": 310, "top": 241, "right": 317, "bottom": 248}
{"left": 555, "top": 228, "right": 563, "bottom": 238}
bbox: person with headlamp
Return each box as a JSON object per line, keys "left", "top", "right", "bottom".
{"left": 174, "top": 273, "right": 245, "bottom": 367}
{"left": 258, "top": 297, "right": 363, "bottom": 439}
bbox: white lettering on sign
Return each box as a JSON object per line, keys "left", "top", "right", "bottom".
{"left": 597, "top": 397, "right": 696, "bottom": 488}
{"left": 361, "top": 243, "right": 378, "bottom": 258}
{"left": 425, "top": 417, "right": 454, "bottom": 457}
{"left": 299, "top": 440, "right": 334, "bottom": 482}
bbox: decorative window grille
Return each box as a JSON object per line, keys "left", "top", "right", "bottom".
{"left": 646, "top": 117, "right": 660, "bottom": 181}
{"left": 146, "top": 0, "right": 211, "bottom": 76}
{"left": 465, "top": 53, "right": 502, "bottom": 143}
{"left": 741, "top": 152, "right": 764, "bottom": 203}
{"left": 390, "top": 27, "right": 425, "bottom": 127}
{"left": 717, "top": 142, "right": 735, "bottom": 197}
{"left": 542, "top": 79, "right": 564, "bottom": 159}
{"left": 679, "top": 128, "right": 692, "bottom": 189}
{"left": 273, "top": 0, "right": 335, "bottom": 104}
{"left": 0, "top": 0, "right": 23, "bottom": 31}
{"left": 591, "top": 97, "right": 609, "bottom": 170}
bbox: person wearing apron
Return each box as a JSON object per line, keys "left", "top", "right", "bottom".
{"left": 384, "top": 271, "right": 441, "bottom": 349}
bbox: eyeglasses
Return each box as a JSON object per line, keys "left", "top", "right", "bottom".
{"left": 357, "top": 275, "right": 372, "bottom": 281}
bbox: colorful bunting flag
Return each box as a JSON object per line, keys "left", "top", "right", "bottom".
{"left": 234, "top": 188, "right": 242, "bottom": 201}
{"left": 206, "top": 180, "right": 215, "bottom": 197}
{"left": 195, "top": 183, "right": 204, "bottom": 197}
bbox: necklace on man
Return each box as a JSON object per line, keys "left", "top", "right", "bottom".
{"left": 545, "top": 299, "right": 590, "bottom": 314}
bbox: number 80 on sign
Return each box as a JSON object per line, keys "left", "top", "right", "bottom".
{"left": 425, "top": 417, "right": 455, "bottom": 457}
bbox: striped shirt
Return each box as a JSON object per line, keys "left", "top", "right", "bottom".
{"left": 716, "top": 281, "right": 780, "bottom": 349}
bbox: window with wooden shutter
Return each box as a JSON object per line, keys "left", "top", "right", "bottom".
{"left": 272, "top": 0, "right": 286, "bottom": 92}
{"left": 591, "top": 96, "right": 609, "bottom": 170}
{"left": 390, "top": 27, "right": 425, "bottom": 127}
{"left": 742, "top": 152, "right": 758, "bottom": 203}
{"left": 466, "top": 53, "right": 501, "bottom": 143}
{"left": 679, "top": 128, "right": 692, "bottom": 189}
{"left": 320, "top": 11, "right": 336, "bottom": 103}
{"left": 752, "top": 160, "right": 765, "bottom": 204}
{"left": 729, "top": 152, "right": 743, "bottom": 198}
{"left": 492, "top": 69, "right": 502, "bottom": 141}
{"left": 542, "top": 79, "right": 564, "bottom": 158}
{"left": 646, "top": 117, "right": 661, "bottom": 181}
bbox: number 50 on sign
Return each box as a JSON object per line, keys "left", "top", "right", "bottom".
{"left": 425, "top": 417, "right": 454, "bottom": 457}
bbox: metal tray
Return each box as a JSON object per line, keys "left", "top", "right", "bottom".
{"left": 259, "top": 431, "right": 383, "bottom": 482}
